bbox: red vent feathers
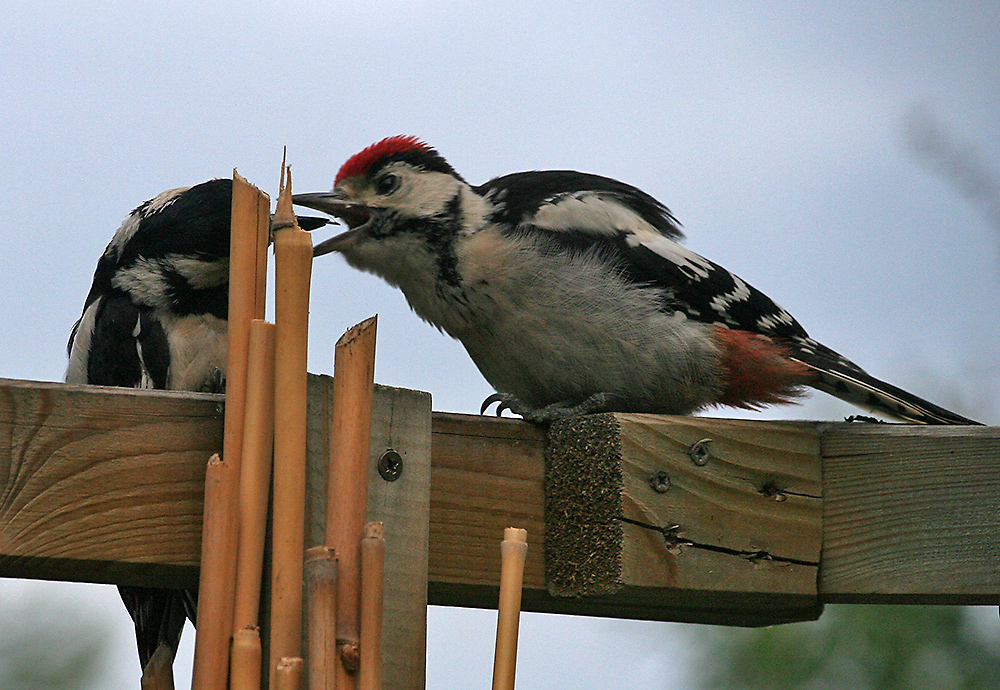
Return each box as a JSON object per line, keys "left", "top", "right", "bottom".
{"left": 335, "top": 136, "right": 432, "bottom": 185}
{"left": 713, "top": 326, "right": 812, "bottom": 407}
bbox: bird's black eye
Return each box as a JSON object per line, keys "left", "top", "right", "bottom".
{"left": 374, "top": 173, "right": 400, "bottom": 196}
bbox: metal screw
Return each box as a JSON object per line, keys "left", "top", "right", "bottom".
{"left": 688, "top": 438, "right": 712, "bottom": 466}
{"left": 377, "top": 449, "right": 403, "bottom": 481}
{"left": 649, "top": 470, "right": 671, "bottom": 493}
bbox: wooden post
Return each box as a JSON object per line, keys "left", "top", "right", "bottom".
{"left": 269, "top": 165, "right": 314, "bottom": 685}
{"left": 306, "top": 379, "right": 433, "bottom": 690}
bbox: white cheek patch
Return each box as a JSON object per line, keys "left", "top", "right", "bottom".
{"left": 374, "top": 168, "right": 462, "bottom": 218}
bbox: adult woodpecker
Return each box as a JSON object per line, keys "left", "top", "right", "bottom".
{"left": 294, "top": 136, "right": 978, "bottom": 425}
{"left": 66, "top": 178, "right": 325, "bottom": 676}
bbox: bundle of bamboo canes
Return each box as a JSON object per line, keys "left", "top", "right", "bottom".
{"left": 184, "top": 159, "right": 387, "bottom": 690}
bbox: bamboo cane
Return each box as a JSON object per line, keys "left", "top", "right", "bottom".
{"left": 229, "top": 319, "right": 276, "bottom": 688}
{"left": 191, "top": 172, "right": 270, "bottom": 690}
{"left": 190, "top": 454, "right": 241, "bottom": 690}
{"left": 492, "top": 528, "right": 528, "bottom": 690}
{"left": 305, "top": 545, "right": 339, "bottom": 690}
{"left": 275, "top": 657, "right": 305, "bottom": 690}
{"left": 325, "top": 316, "right": 378, "bottom": 688}
{"left": 230, "top": 627, "right": 263, "bottom": 690}
{"left": 359, "top": 522, "right": 385, "bottom": 690}
{"left": 269, "top": 162, "right": 313, "bottom": 688}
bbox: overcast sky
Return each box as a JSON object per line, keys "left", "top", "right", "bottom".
{"left": 2, "top": 2, "right": 998, "bottom": 688}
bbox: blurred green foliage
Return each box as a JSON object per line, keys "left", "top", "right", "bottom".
{"left": 0, "top": 585, "right": 114, "bottom": 690}
{"left": 694, "top": 605, "right": 1000, "bottom": 690}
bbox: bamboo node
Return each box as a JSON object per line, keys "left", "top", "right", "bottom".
{"left": 338, "top": 641, "right": 361, "bottom": 673}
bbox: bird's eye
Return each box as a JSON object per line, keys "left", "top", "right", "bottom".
{"left": 375, "top": 173, "right": 400, "bottom": 196}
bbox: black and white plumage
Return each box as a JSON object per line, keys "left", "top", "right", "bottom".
{"left": 66, "top": 179, "right": 327, "bottom": 675}
{"left": 66, "top": 179, "right": 232, "bottom": 675}
{"left": 294, "top": 136, "right": 979, "bottom": 425}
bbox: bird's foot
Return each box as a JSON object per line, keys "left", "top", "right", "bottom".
{"left": 480, "top": 392, "right": 623, "bottom": 423}
{"left": 844, "top": 414, "right": 886, "bottom": 424}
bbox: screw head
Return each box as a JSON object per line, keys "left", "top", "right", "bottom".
{"left": 377, "top": 449, "right": 403, "bottom": 481}
{"left": 649, "top": 470, "right": 671, "bottom": 493}
{"left": 688, "top": 438, "right": 712, "bottom": 466}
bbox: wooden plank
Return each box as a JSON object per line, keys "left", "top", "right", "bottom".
{"left": 0, "top": 378, "right": 220, "bottom": 587}
{"left": 820, "top": 423, "right": 1000, "bottom": 604}
{"left": 303, "top": 376, "right": 432, "bottom": 690}
{"left": 3, "top": 377, "right": 998, "bottom": 624}
{"left": 426, "top": 413, "right": 824, "bottom": 626}
{"left": 427, "top": 413, "right": 547, "bottom": 608}
{"left": 544, "top": 413, "right": 823, "bottom": 626}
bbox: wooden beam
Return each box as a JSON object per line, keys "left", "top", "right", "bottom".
{"left": 0, "top": 378, "right": 219, "bottom": 587}
{"left": 820, "top": 423, "right": 1000, "bottom": 604}
{"left": 2, "top": 378, "right": 998, "bottom": 627}
{"left": 543, "top": 413, "right": 823, "bottom": 626}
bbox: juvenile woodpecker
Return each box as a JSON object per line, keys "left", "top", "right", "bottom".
{"left": 66, "top": 178, "right": 324, "bottom": 675}
{"left": 294, "top": 136, "right": 978, "bottom": 425}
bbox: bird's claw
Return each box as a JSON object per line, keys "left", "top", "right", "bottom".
{"left": 202, "top": 368, "right": 226, "bottom": 394}
{"left": 479, "top": 391, "right": 625, "bottom": 424}
{"left": 480, "top": 393, "right": 507, "bottom": 416}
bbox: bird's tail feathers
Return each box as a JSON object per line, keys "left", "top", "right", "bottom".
{"left": 790, "top": 343, "right": 980, "bottom": 425}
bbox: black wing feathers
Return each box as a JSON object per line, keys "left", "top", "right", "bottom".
{"left": 86, "top": 294, "right": 170, "bottom": 388}
{"left": 481, "top": 171, "right": 808, "bottom": 341}
{"left": 118, "top": 586, "right": 192, "bottom": 670}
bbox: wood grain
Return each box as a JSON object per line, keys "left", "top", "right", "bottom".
{"left": 0, "top": 378, "right": 221, "bottom": 586}
{"left": 820, "top": 423, "right": 1000, "bottom": 603}
{"left": 303, "top": 377, "right": 432, "bottom": 690}
{"left": 427, "top": 413, "right": 547, "bottom": 604}
{"left": 545, "top": 413, "right": 823, "bottom": 625}
{"left": 2, "top": 377, "right": 997, "bottom": 625}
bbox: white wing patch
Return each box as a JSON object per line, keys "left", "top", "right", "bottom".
{"left": 112, "top": 259, "right": 173, "bottom": 310}
{"left": 626, "top": 232, "right": 715, "bottom": 280}
{"left": 710, "top": 274, "right": 751, "bottom": 313}
{"left": 529, "top": 193, "right": 658, "bottom": 237}
{"left": 757, "top": 310, "right": 798, "bottom": 332}
{"left": 161, "top": 255, "right": 229, "bottom": 289}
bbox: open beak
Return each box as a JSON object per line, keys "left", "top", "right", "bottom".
{"left": 292, "top": 192, "right": 372, "bottom": 257}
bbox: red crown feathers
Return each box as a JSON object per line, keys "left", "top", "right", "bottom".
{"left": 335, "top": 135, "right": 433, "bottom": 185}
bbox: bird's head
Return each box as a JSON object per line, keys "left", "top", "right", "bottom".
{"left": 293, "top": 136, "right": 472, "bottom": 260}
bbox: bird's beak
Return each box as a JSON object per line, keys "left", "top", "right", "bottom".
{"left": 292, "top": 192, "right": 372, "bottom": 257}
